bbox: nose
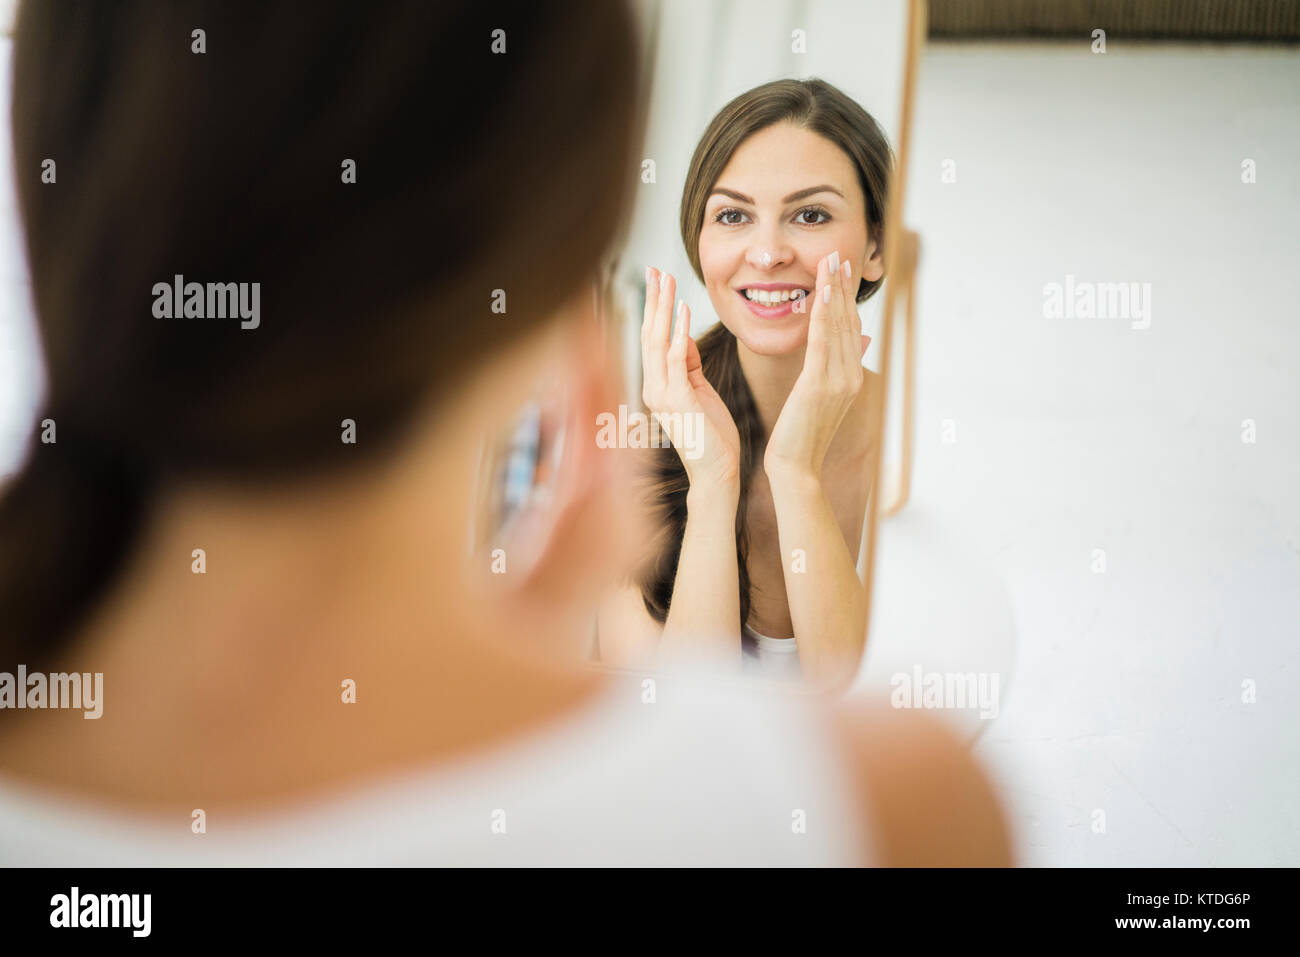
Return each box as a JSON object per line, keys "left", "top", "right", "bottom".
{"left": 744, "top": 226, "right": 793, "bottom": 271}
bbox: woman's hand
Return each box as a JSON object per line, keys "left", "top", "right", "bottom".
{"left": 764, "top": 251, "right": 870, "bottom": 484}
{"left": 642, "top": 267, "right": 742, "bottom": 496}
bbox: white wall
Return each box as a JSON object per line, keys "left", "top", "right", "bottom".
{"left": 902, "top": 41, "right": 1300, "bottom": 865}
{"left": 0, "top": 36, "right": 43, "bottom": 478}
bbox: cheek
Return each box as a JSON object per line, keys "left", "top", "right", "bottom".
{"left": 830, "top": 226, "right": 869, "bottom": 271}
{"left": 697, "top": 234, "right": 732, "bottom": 289}
{"left": 803, "top": 229, "right": 862, "bottom": 272}
{"left": 697, "top": 235, "right": 744, "bottom": 317}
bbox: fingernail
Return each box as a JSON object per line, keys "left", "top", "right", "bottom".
{"left": 829, "top": 251, "right": 840, "bottom": 273}
{"left": 822, "top": 285, "right": 831, "bottom": 304}
{"left": 660, "top": 271, "right": 670, "bottom": 290}
{"left": 842, "top": 260, "right": 852, "bottom": 280}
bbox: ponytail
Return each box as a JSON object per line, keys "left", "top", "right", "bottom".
{"left": 639, "top": 325, "right": 764, "bottom": 629}
{"left": 0, "top": 419, "right": 150, "bottom": 672}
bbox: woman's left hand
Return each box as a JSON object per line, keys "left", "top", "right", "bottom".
{"left": 764, "top": 250, "right": 870, "bottom": 483}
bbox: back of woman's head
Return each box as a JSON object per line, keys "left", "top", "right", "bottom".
{"left": 0, "top": 1, "right": 640, "bottom": 672}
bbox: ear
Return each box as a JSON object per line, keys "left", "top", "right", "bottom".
{"left": 861, "top": 230, "right": 885, "bottom": 283}
{"left": 473, "top": 308, "right": 645, "bottom": 633}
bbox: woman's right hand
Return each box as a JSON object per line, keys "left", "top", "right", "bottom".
{"left": 641, "top": 267, "right": 742, "bottom": 496}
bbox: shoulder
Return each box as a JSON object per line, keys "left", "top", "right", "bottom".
{"left": 827, "top": 697, "right": 1013, "bottom": 866}
{"left": 607, "top": 675, "right": 873, "bottom": 865}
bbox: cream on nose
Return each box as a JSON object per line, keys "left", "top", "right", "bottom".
{"left": 759, "top": 251, "right": 772, "bottom": 266}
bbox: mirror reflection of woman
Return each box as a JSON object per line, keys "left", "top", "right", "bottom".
{"left": 599, "top": 79, "right": 893, "bottom": 690}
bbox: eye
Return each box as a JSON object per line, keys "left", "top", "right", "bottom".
{"left": 794, "top": 205, "right": 831, "bottom": 225}
{"left": 713, "top": 207, "right": 749, "bottom": 226}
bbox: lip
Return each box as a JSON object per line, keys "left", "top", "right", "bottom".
{"left": 741, "top": 282, "right": 809, "bottom": 291}
{"left": 734, "top": 282, "right": 812, "bottom": 319}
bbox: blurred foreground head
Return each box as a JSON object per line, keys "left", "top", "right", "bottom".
{"left": 0, "top": 1, "right": 643, "bottom": 670}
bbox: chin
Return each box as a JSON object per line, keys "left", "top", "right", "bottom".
{"left": 724, "top": 315, "right": 809, "bottom": 357}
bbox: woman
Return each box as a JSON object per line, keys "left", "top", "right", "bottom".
{"left": 0, "top": 2, "right": 1008, "bottom": 866}
{"left": 598, "top": 80, "right": 891, "bottom": 690}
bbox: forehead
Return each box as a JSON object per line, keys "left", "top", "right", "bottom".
{"left": 712, "top": 121, "right": 862, "bottom": 204}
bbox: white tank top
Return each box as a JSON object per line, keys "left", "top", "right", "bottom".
{"left": 0, "top": 668, "right": 872, "bottom": 866}
{"left": 740, "top": 498, "right": 869, "bottom": 680}
{"left": 742, "top": 622, "right": 802, "bottom": 679}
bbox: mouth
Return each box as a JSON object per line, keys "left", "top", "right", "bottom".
{"left": 735, "top": 283, "right": 812, "bottom": 318}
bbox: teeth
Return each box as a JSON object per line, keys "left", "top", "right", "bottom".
{"left": 744, "top": 288, "right": 806, "bottom": 304}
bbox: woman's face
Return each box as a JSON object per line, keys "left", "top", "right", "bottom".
{"left": 698, "top": 121, "right": 881, "bottom": 356}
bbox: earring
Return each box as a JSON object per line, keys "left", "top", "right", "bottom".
{"left": 468, "top": 384, "right": 568, "bottom": 561}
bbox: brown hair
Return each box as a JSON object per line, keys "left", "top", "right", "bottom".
{"left": 640, "top": 78, "right": 893, "bottom": 628}
{"left": 0, "top": 1, "right": 641, "bottom": 672}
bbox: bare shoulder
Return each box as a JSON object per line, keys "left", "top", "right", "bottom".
{"left": 827, "top": 697, "right": 1014, "bottom": 866}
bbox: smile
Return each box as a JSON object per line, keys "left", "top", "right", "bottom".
{"left": 736, "top": 284, "right": 811, "bottom": 318}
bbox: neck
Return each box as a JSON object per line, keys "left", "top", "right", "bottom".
{"left": 736, "top": 336, "right": 874, "bottom": 447}
{"left": 0, "top": 464, "right": 601, "bottom": 813}
{"left": 737, "top": 340, "right": 807, "bottom": 436}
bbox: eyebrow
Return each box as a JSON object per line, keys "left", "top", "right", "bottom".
{"left": 709, "top": 184, "right": 844, "bottom": 205}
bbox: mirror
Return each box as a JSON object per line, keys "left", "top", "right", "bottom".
{"left": 585, "top": 0, "right": 926, "bottom": 691}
